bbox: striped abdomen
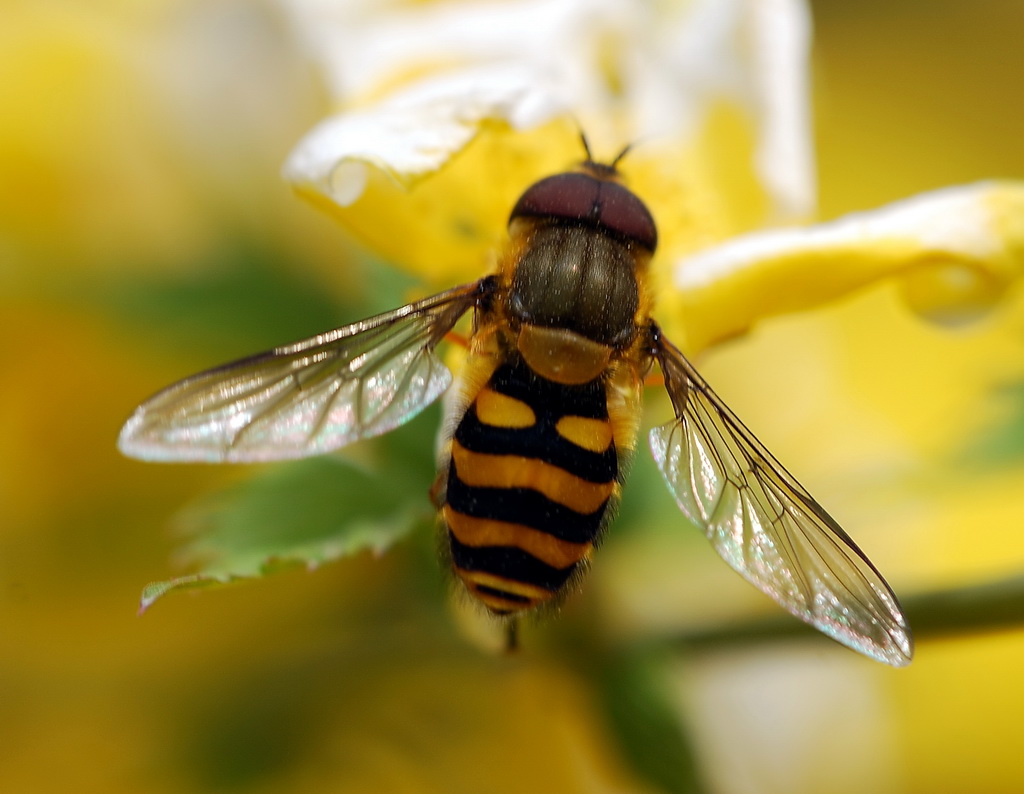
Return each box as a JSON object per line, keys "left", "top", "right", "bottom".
{"left": 442, "top": 356, "right": 618, "bottom": 614}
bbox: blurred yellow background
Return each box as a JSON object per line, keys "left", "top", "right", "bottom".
{"left": 3, "top": 1, "right": 1024, "bottom": 792}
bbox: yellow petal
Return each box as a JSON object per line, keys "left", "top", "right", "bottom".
{"left": 290, "top": 117, "right": 586, "bottom": 288}
{"left": 665, "top": 181, "right": 1024, "bottom": 353}
{"left": 282, "top": 0, "right": 816, "bottom": 285}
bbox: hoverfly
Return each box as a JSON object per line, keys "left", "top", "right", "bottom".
{"left": 119, "top": 144, "right": 913, "bottom": 666}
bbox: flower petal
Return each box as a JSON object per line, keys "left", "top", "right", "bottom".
{"left": 287, "top": 116, "right": 585, "bottom": 286}
{"left": 279, "top": 0, "right": 816, "bottom": 281}
{"left": 666, "top": 181, "right": 1024, "bottom": 352}
{"left": 282, "top": 63, "right": 568, "bottom": 201}
{"left": 746, "top": 0, "right": 816, "bottom": 219}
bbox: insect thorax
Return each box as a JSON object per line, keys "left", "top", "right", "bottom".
{"left": 508, "top": 224, "right": 641, "bottom": 349}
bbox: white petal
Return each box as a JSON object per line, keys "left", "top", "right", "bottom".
{"left": 279, "top": 0, "right": 817, "bottom": 215}
{"left": 281, "top": 63, "right": 566, "bottom": 203}
{"left": 677, "top": 647, "right": 902, "bottom": 794}
{"left": 643, "top": 0, "right": 814, "bottom": 218}
{"left": 746, "top": 0, "right": 816, "bottom": 219}
{"left": 280, "top": 0, "right": 627, "bottom": 104}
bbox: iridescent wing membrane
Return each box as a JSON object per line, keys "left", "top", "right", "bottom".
{"left": 118, "top": 282, "right": 484, "bottom": 463}
{"left": 649, "top": 328, "right": 913, "bottom": 666}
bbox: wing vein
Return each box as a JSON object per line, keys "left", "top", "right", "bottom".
{"left": 648, "top": 323, "right": 912, "bottom": 666}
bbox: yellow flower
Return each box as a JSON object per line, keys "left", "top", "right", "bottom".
{"left": 9, "top": 1, "right": 1020, "bottom": 791}
{"left": 279, "top": 0, "right": 815, "bottom": 294}
{"left": 275, "top": 1, "right": 1024, "bottom": 791}
{"left": 280, "top": 0, "right": 1024, "bottom": 355}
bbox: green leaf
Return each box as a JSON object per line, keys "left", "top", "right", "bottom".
{"left": 960, "top": 380, "right": 1024, "bottom": 468}
{"left": 140, "top": 417, "right": 440, "bottom": 612}
{"left": 88, "top": 244, "right": 350, "bottom": 354}
{"left": 594, "top": 651, "right": 702, "bottom": 794}
{"left": 82, "top": 240, "right": 422, "bottom": 361}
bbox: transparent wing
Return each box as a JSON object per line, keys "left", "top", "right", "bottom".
{"left": 119, "top": 281, "right": 485, "bottom": 463}
{"left": 648, "top": 327, "right": 913, "bottom": 666}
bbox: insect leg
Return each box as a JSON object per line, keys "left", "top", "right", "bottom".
{"left": 504, "top": 618, "right": 520, "bottom": 653}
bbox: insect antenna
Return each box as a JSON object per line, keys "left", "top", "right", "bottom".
{"left": 578, "top": 129, "right": 595, "bottom": 163}
{"left": 577, "top": 130, "right": 634, "bottom": 174}
{"left": 609, "top": 143, "right": 633, "bottom": 169}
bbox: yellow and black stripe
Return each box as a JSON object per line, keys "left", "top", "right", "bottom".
{"left": 442, "top": 356, "right": 619, "bottom": 614}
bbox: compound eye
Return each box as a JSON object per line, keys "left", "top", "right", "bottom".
{"left": 510, "top": 173, "right": 657, "bottom": 251}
